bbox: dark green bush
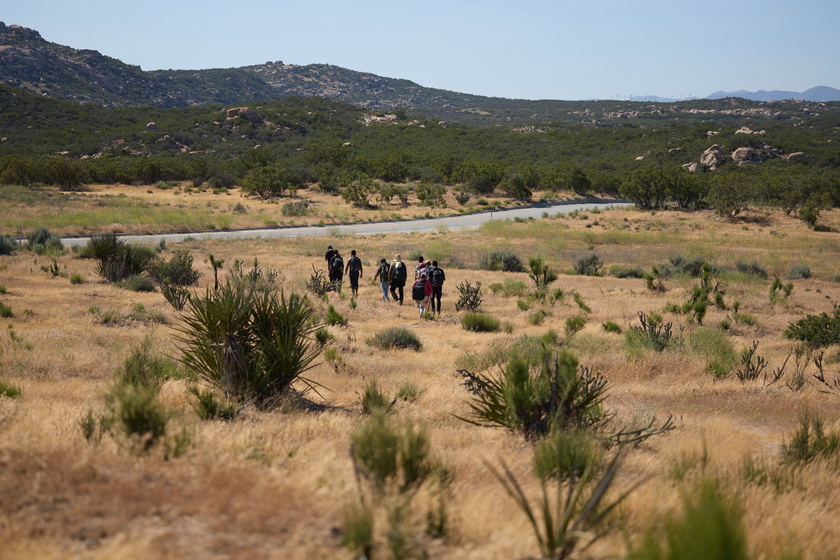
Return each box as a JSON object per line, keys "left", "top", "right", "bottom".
{"left": 461, "top": 312, "right": 501, "bottom": 333}
{"left": 735, "top": 260, "right": 768, "bottom": 279}
{"left": 565, "top": 315, "right": 587, "bottom": 337}
{"left": 188, "top": 386, "right": 237, "bottom": 420}
{"left": 610, "top": 265, "right": 646, "bottom": 279}
{"left": 781, "top": 411, "right": 840, "bottom": 465}
{"left": 26, "top": 227, "right": 62, "bottom": 254}
{"left": 281, "top": 199, "right": 310, "bottom": 216}
{"left": 626, "top": 312, "right": 674, "bottom": 352}
{"left": 0, "top": 301, "right": 13, "bottom": 318}
{"left": 88, "top": 234, "right": 156, "bottom": 283}
{"left": 0, "top": 234, "right": 17, "bottom": 255}
{"left": 784, "top": 305, "right": 840, "bottom": 348}
{"left": 366, "top": 327, "right": 423, "bottom": 351}
{"left": 533, "top": 429, "right": 601, "bottom": 481}
{"left": 0, "top": 379, "right": 22, "bottom": 398}
{"left": 603, "top": 320, "right": 622, "bottom": 334}
{"left": 361, "top": 380, "right": 393, "bottom": 414}
{"left": 573, "top": 254, "right": 603, "bottom": 276}
{"left": 786, "top": 264, "right": 811, "bottom": 280}
{"left": 118, "top": 274, "right": 156, "bottom": 292}
{"left": 479, "top": 250, "right": 526, "bottom": 272}
{"left": 325, "top": 304, "right": 347, "bottom": 326}
{"left": 455, "top": 280, "right": 483, "bottom": 312}
{"left": 659, "top": 255, "right": 717, "bottom": 278}
{"left": 146, "top": 250, "right": 200, "bottom": 286}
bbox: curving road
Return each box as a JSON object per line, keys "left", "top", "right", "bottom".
{"left": 60, "top": 198, "right": 631, "bottom": 247}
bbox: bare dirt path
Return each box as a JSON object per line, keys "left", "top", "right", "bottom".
{"left": 60, "top": 198, "right": 629, "bottom": 247}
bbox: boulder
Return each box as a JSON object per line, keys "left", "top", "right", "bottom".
{"left": 700, "top": 144, "right": 726, "bottom": 169}
{"left": 146, "top": 122, "right": 156, "bottom": 129}
{"left": 787, "top": 152, "right": 807, "bottom": 162}
{"left": 682, "top": 162, "right": 700, "bottom": 173}
{"left": 735, "top": 126, "right": 753, "bottom": 134}
{"left": 731, "top": 147, "right": 759, "bottom": 164}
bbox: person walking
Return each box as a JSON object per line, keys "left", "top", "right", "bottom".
{"left": 411, "top": 270, "right": 433, "bottom": 317}
{"left": 374, "top": 258, "right": 391, "bottom": 301}
{"left": 328, "top": 249, "right": 344, "bottom": 288}
{"left": 414, "top": 255, "right": 428, "bottom": 280}
{"left": 324, "top": 245, "right": 336, "bottom": 270}
{"left": 429, "top": 260, "right": 446, "bottom": 314}
{"left": 389, "top": 254, "right": 407, "bottom": 305}
{"left": 345, "top": 249, "right": 363, "bottom": 297}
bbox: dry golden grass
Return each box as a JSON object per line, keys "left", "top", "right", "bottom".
{"left": 1, "top": 207, "right": 840, "bottom": 559}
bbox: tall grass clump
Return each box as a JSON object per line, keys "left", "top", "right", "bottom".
{"left": 461, "top": 312, "right": 501, "bottom": 333}
{"left": 84, "top": 234, "right": 156, "bottom": 283}
{"left": 366, "top": 327, "right": 423, "bottom": 351}
{"left": 361, "top": 380, "right": 394, "bottom": 415}
{"left": 781, "top": 411, "right": 840, "bottom": 466}
{"left": 0, "top": 379, "right": 22, "bottom": 398}
{"left": 324, "top": 304, "right": 347, "bottom": 326}
{"left": 629, "top": 478, "right": 749, "bottom": 560}
{"left": 689, "top": 327, "right": 736, "bottom": 379}
{"left": 175, "top": 280, "right": 322, "bottom": 407}
{"left": 0, "top": 301, "right": 13, "bottom": 318}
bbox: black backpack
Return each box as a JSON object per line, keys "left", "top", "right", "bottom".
{"left": 349, "top": 256, "right": 362, "bottom": 272}
{"left": 392, "top": 262, "right": 407, "bottom": 283}
{"left": 331, "top": 255, "right": 344, "bottom": 273}
{"left": 430, "top": 267, "right": 445, "bottom": 287}
{"left": 412, "top": 280, "right": 427, "bottom": 301}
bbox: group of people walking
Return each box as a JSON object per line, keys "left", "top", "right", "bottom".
{"left": 325, "top": 245, "right": 446, "bottom": 317}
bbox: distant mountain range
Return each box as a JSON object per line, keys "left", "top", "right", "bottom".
{"left": 706, "top": 86, "right": 840, "bottom": 102}
{"left": 1, "top": 21, "right": 837, "bottom": 125}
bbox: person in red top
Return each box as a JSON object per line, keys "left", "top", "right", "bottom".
{"left": 411, "top": 271, "right": 433, "bottom": 317}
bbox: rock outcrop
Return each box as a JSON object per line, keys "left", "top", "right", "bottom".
{"left": 700, "top": 144, "right": 726, "bottom": 169}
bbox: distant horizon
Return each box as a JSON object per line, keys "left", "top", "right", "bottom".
{"left": 3, "top": 0, "right": 839, "bottom": 101}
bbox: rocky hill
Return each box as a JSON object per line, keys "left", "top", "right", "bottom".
{"left": 2, "top": 22, "right": 838, "bottom": 125}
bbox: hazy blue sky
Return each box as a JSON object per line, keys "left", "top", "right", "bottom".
{"left": 5, "top": 0, "right": 839, "bottom": 100}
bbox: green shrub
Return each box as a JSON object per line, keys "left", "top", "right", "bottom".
{"left": 786, "top": 264, "right": 811, "bottom": 280}
{"left": 625, "top": 312, "right": 674, "bottom": 353}
{"left": 188, "top": 386, "right": 237, "bottom": 420}
{"left": 658, "top": 255, "right": 718, "bottom": 278}
{"left": 735, "top": 260, "right": 768, "bottom": 279}
{"left": 630, "top": 478, "right": 749, "bottom": 560}
{"left": 769, "top": 276, "right": 794, "bottom": 303}
{"left": 573, "top": 254, "right": 603, "bottom": 276}
{"left": 146, "top": 250, "right": 200, "bottom": 286}
{"left": 314, "top": 327, "right": 334, "bottom": 346}
{"left": 324, "top": 304, "right": 347, "bottom": 326}
{"left": 781, "top": 411, "right": 840, "bottom": 465}
{"left": 572, "top": 292, "right": 592, "bottom": 313}
{"left": 118, "top": 340, "right": 178, "bottom": 389}
{"left": 69, "top": 273, "right": 84, "bottom": 285}
{"left": 0, "top": 301, "right": 13, "bottom": 318}
{"left": 689, "top": 327, "right": 736, "bottom": 379}
{"left": 533, "top": 429, "right": 601, "bottom": 481}
{"left": 0, "top": 285, "right": 6, "bottom": 294}
{"left": 351, "top": 413, "right": 434, "bottom": 493}
{"left": 0, "top": 379, "right": 22, "bottom": 398}
{"left": 565, "top": 315, "right": 587, "bottom": 337}
{"left": 396, "top": 382, "right": 423, "bottom": 402}
{"left": 175, "top": 281, "right": 322, "bottom": 407}
{"left": 106, "top": 383, "right": 171, "bottom": 453}
{"left": 366, "top": 327, "right": 423, "bottom": 351}
{"left": 480, "top": 250, "right": 526, "bottom": 272}
{"left": 281, "top": 199, "right": 310, "bottom": 217}
{"left": 783, "top": 305, "right": 840, "bottom": 348}
{"left": 0, "top": 234, "right": 17, "bottom": 255}
{"left": 459, "top": 350, "right": 607, "bottom": 438}
{"left": 461, "top": 312, "right": 501, "bottom": 333}
{"left": 88, "top": 235, "right": 156, "bottom": 283}
{"left": 489, "top": 277, "right": 529, "bottom": 297}
{"left": 118, "top": 274, "right": 156, "bottom": 292}
{"left": 26, "top": 227, "right": 63, "bottom": 254}
{"left": 528, "top": 309, "right": 549, "bottom": 325}
{"left": 160, "top": 282, "right": 191, "bottom": 310}
{"left": 361, "top": 380, "right": 393, "bottom": 415}
{"left": 610, "top": 265, "right": 646, "bottom": 279}
{"left": 603, "top": 320, "right": 622, "bottom": 334}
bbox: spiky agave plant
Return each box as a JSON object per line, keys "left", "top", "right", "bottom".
{"left": 175, "top": 279, "right": 322, "bottom": 406}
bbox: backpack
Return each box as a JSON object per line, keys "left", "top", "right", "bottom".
{"left": 331, "top": 255, "right": 344, "bottom": 273}
{"left": 377, "top": 263, "right": 390, "bottom": 281}
{"left": 391, "top": 262, "right": 407, "bottom": 283}
{"left": 349, "top": 256, "right": 362, "bottom": 272}
{"left": 412, "top": 279, "right": 427, "bottom": 301}
{"left": 430, "top": 267, "right": 445, "bottom": 287}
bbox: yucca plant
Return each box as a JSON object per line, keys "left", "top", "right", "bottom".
{"left": 489, "top": 450, "right": 630, "bottom": 559}
{"left": 175, "top": 280, "right": 322, "bottom": 407}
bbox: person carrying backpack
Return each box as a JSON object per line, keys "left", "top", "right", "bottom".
{"left": 411, "top": 271, "right": 433, "bottom": 317}
{"left": 414, "top": 255, "right": 428, "bottom": 280}
{"left": 429, "top": 260, "right": 446, "bottom": 314}
{"left": 389, "top": 254, "right": 407, "bottom": 305}
{"left": 329, "top": 250, "right": 344, "bottom": 287}
{"left": 345, "top": 249, "right": 363, "bottom": 297}
{"left": 374, "top": 258, "right": 391, "bottom": 301}
{"left": 324, "top": 245, "right": 336, "bottom": 269}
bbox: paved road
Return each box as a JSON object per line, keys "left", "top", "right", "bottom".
{"left": 60, "top": 198, "right": 631, "bottom": 247}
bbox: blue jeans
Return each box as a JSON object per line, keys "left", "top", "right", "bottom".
{"left": 380, "top": 281, "right": 390, "bottom": 300}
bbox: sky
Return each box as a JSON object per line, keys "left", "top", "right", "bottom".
{"left": 4, "top": 0, "right": 839, "bottom": 101}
